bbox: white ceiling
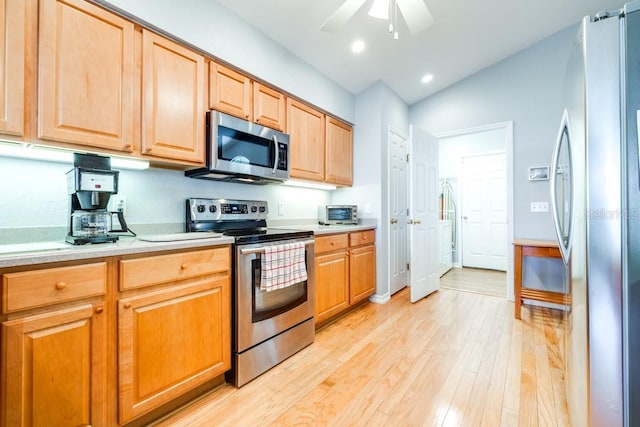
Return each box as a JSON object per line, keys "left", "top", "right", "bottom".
{"left": 215, "top": 0, "right": 626, "bottom": 105}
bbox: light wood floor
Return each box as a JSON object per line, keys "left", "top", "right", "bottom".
{"left": 441, "top": 267, "right": 507, "bottom": 298}
{"left": 156, "top": 288, "right": 569, "bottom": 427}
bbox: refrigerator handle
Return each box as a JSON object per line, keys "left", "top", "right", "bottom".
{"left": 550, "top": 109, "right": 573, "bottom": 265}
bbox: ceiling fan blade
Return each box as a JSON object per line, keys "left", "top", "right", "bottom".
{"left": 396, "top": 0, "right": 434, "bottom": 34}
{"left": 320, "top": 0, "right": 368, "bottom": 32}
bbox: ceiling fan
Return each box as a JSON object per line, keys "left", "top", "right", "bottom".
{"left": 320, "top": 0, "right": 434, "bottom": 36}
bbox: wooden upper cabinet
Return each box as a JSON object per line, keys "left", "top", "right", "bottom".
{"left": 209, "top": 62, "right": 252, "bottom": 120}
{"left": 253, "top": 82, "right": 285, "bottom": 131}
{"left": 325, "top": 117, "right": 353, "bottom": 186}
{"left": 287, "top": 98, "right": 325, "bottom": 182}
{"left": 141, "top": 29, "right": 206, "bottom": 164}
{"left": 0, "top": 0, "right": 33, "bottom": 138}
{"left": 38, "top": 0, "right": 135, "bottom": 152}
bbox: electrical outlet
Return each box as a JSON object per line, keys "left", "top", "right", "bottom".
{"left": 364, "top": 203, "right": 372, "bottom": 214}
{"left": 530, "top": 201, "right": 549, "bottom": 213}
{"left": 278, "top": 202, "right": 285, "bottom": 216}
{"left": 109, "top": 195, "right": 126, "bottom": 214}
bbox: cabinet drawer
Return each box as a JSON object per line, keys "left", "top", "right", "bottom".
{"left": 349, "top": 230, "right": 375, "bottom": 247}
{"left": 120, "top": 247, "right": 230, "bottom": 290}
{"left": 315, "top": 234, "right": 349, "bottom": 254}
{"left": 2, "top": 262, "right": 107, "bottom": 313}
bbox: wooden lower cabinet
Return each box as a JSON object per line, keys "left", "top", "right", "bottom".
{"left": 315, "top": 250, "right": 349, "bottom": 324}
{"left": 314, "top": 230, "right": 376, "bottom": 326}
{"left": 349, "top": 244, "right": 376, "bottom": 305}
{"left": 1, "top": 302, "right": 107, "bottom": 427}
{"left": 118, "top": 276, "right": 230, "bottom": 424}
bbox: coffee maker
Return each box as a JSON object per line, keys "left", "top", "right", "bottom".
{"left": 66, "top": 153, "right": 120, "bottom": 245}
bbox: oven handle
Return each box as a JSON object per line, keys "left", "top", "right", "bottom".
{"left": 239, "top": 239, "right": 315, "bottom": 255}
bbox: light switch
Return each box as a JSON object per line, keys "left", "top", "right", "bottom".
{"left": 530, "top": 202, "right": 549, "bottom": 213}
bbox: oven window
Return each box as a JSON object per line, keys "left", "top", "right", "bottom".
{"left": 251, "top": 257, "right": 308, "bottom": 322}
{"left": 327, "top": 208, "right": 352, "bottom": 221}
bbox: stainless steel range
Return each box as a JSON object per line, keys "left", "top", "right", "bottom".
{"left": 186, "top": 198, "right": 315, "bottom": 386}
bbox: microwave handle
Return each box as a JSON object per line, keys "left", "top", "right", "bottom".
{"left": 272, "top": 135, "right": 279, "bottom": 175}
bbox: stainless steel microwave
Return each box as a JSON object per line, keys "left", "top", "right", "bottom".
{"left": 185, "top": 111, "right": 290, "bottom": 184}
{"left": 318, "top": 205, "right": 358, "bottom": 225}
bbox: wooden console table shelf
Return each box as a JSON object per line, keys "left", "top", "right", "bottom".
{"left": 513, "top": 239, "right": 570, "bottom": 319}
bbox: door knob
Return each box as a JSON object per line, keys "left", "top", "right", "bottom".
{"left": 415, "top": 220, "right": 422, "bottom": 225}
{"left": 390, "top": 218, "right": 398, "bottom": 224}
{"left": 407, "top": 219, "right": 414, "bottom": 224}
{"left": 463, "top": 216, "right": 468, "bottom": 220}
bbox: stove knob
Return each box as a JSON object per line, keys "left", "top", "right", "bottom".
{"left": 209, "top": 205, "right": 217, "bottom": 213}
{"left": 251, "top": 206, "right": 258, "bottom": 213}
{"left": 259, "top": 206, "right": 266, "bottom": 213}
{"left": 197, "top": 204, "right": 205, "bottom": 213}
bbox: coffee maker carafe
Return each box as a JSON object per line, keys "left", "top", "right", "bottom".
{"left": 66, "top": 153, "right": 120, "bottom": 245}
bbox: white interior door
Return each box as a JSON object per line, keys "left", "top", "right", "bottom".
{"left": 388, "top": 128, "right": 409, "bottom": 295}
{"left": 461, "top": 153, "right": 507, "bottom": 271}
{"left": 410, "top": 126, "right": 439, "bottom": 303}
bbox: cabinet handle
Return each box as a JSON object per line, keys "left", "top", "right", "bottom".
{"left": 181, "top": 263, "right": 188, "bottom": 270}
{"left": 55, "top": 282, "right": 66, "bottom": 291}
{"left": 95, "top": 307, "right": 104, "bottom": 314}
{"left": 123, "top": 303, "right": 131, "bottom": 309}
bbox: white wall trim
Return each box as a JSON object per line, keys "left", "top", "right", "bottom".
{"left": 436, "top": 121, "right": 515, "bottom": 301}
{"left": 369, "top": 293, "right": 391, "bottom": 304}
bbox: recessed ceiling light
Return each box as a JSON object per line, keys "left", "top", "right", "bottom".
{"left": 421, "top": 73, "right": 434, "bottom": 84}
{"left": 351, "top": 39, "right": 365, "bottom": 54}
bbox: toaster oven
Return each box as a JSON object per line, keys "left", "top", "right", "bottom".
{"left": 318, "top": 205, "right": 358, "bottom": 225}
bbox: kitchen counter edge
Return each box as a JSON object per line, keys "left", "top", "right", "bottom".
{"left": 0, "top": 236, "right": 236, "bottom": 269}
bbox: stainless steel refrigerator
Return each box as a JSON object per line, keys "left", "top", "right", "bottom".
{"left": 550, "top": 2, "right": 640, "bottom": 425}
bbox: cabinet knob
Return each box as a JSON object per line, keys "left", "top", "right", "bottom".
{"left": 145, "top": 148, "right": 152, "bottom": 153}
{"left": 123, "top": 143, "right": 132, "bottom": 151}
{"left": 95, "top": 307, "right": 104, "bottom": 314}
{"left": 123, "top": 303, "right": 131, "bottom": 309}
{"left": 55, "top": 282, "right": 66, "bottom": 291}
{"left": 181, "top": 263, "right": 188, "bottom": 270}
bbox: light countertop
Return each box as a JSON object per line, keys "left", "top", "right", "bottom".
{"left": 0, "top": 235, "right": 235, "bottom": 268}
{"left": 0, "top": 221, "right": 377, "bottom": 269}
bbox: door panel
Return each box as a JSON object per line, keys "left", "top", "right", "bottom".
{"left": 410, "top": 125, "right": 440, "bottom": 302}
{"left": 461, "top": 153, "right": 507, "bottom": 271}
{"left": 388, "top": 129, "right": 409, "bottom": 295}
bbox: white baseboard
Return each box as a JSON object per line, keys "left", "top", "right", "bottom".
{"left": 369, "top": 293, "right": 390, "bottom": 304}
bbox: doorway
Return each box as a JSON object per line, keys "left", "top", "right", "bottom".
{"left": 436, "top": 122, "right": 514, "bottom": 300}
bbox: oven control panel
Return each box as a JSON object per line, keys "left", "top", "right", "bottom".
{"left": 188, "top": 198, "right": 268, "bottom": 222}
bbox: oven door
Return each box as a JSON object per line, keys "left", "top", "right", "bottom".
{"left": 235, "top": 238, "right": 315, "bottom": 353}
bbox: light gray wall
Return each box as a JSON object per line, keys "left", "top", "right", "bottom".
{"left": 100, "top": 0, "right": 355, "bottom": 123}
{"left": 410, "top": 25, "right": 578, "bottom": 240}
{"left": 333, "top": 81, "right": 409, "bottom": 299}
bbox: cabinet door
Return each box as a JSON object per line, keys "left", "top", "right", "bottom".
{"left": 118, "top": 277, "right": 230, "bottom": 423}
{"left": 349, "top": 245, "right": 376, "bottom": 305}
{"left": 209, "top": 62, "right": 252, "bottom": 120}
{"left": 287, "top": 98, "right": 325, "bottom": 182}
{"left": 253, "top": 82, "right": 285, "bottom": 131}
{"left": 1, "top": 303, "right": 107, "bottom": 427}
{"left": 38, "top": 0, "right": 135, "bottom": 152}
{"left": 314, "top": 250, "right": 349, "bottom": 325}
{"left": 325, "top": 117, "right": 353, "bottom": 186}
{"left": 141, "top": 29, "right": 206, "bottom": 164}
{"left": 0, "top": 0, "right": 31, "bottom": 137}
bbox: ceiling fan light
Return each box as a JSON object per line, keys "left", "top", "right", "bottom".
{"left": 368, "top": 0, "right": 389, "bottom": 20}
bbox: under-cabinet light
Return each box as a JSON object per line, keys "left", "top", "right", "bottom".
{"left": 282, "top": 179, "right": 337, "bottom": 191}
{"left": 0, "top": 141, "right": 150, "bottom": 170}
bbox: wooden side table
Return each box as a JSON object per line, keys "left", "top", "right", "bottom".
{"left": 513, "top": 239, "right": 570, "bottom": 319}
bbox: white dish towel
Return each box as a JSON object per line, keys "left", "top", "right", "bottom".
{"left": 261, "top": 242, "right": 307, "bottom": 292}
